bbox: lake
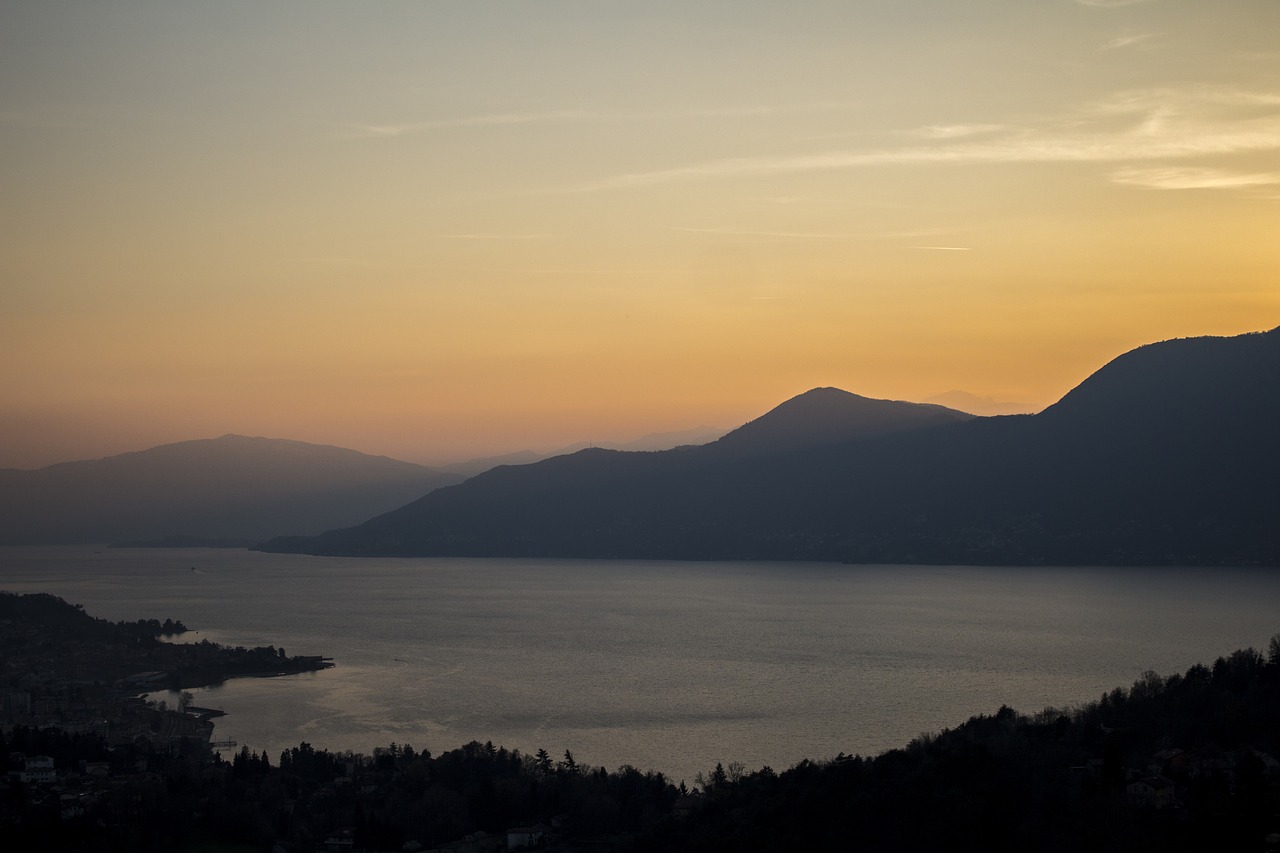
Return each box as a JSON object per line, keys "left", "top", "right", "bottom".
{"left": 1, "top": 546, "right": 1277, "bottom": 785}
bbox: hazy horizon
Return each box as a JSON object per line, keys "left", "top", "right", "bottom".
{"left": 3, "top": 1, "right": 1277, "bottom": 469}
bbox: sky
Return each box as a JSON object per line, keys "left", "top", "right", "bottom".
{"left": 2, "top": 1, "right": 1278, "bottom": 469}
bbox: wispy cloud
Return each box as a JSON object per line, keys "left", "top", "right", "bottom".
{"left": 287, "top": 256, "right": 431, "bottom": 271}
{"left": 1100, "top": 33, "right": 1156, "bottom": 51}
{"left": 680, "top": 226, "right": 977, "bottom": 244}
{"left": 433, "top": 233, "right": 551, "bottom": 240}
{"left": 350, "top": 101, "right": 858, "bottom": 139}
{"left": 353, "top": 111, "right": 590, "bottom": 137}
{"left": 1076, "top": 0, "right": 1158, "bottom": 7}
{"left": 679, "top": 227, "right": 850, "bottom": 240}
{"left": 910, "top": 124, "right": 1006, "bottom": 139}
{"left": 574, "top": 87, "right": 1280, "bottom": 191}
{"left": 1110, "top": 167, "right": 1280, "bottom": 189}
{"left": 872, "top": 228, "right": 970, "bottom": 239}
{"left": 1089, "top": 87, "right": 1280, "bottom": 112}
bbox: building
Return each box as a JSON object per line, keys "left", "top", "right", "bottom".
{"left": 1127, "top": 776, "right": 1175, "bottom": 809}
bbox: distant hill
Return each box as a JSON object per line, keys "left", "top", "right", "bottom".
{"left": 611, "top": 424, "right": 727, "bottom": 452}
{"left": 0, "top": 435, "right": 463, "bottom": 545}
{"left": 436, "top": 450, "right": 548, "bottom": 479}
{"left": 261, "top": 328, "right": 1280, "bottom": 565}
{"left": 922, "top": 389, "right": 1034, "bottom": 416}
{"left": 435, "top": 425, "right": 727, "bottom": 479}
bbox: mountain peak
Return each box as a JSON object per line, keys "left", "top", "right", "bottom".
{"left": 709, "top": 386, "right": 973, "bottom": 455}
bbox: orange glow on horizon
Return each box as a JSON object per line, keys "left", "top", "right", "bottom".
{"left": 2, "top": 3, "right": 1277, "bottom": 469}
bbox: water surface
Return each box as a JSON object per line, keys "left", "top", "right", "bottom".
{"left": 1, "top": 546, "right": 1276, "bottom": 784}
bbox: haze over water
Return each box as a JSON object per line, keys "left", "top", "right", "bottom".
{"left": 3, "top": 546, "right": 1277, "bottom": 785}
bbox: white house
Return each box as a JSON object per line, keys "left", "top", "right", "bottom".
{"left": 506, "top": 823, "right": 552, "bottom": 849}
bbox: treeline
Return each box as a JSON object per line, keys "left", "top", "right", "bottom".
{"left": 233, "top": 741, "right": 674, "bottom": 850}
{"left": 4, "top": 638, "right": 1279, "bottom": 852}
{"left": 1, "top": 732, "right": 676, "bottom": 852}
{"left": 159, "top": 640, "right": 330, "bottom": 690}
{"left": 122, "top": 617, "right": 187, "bottom": 637}
{"left": 628, "top": 639, "right": 1280, "bottom": 853}
{"left": 0, "top": 591, "right": 185, "bottom": 642}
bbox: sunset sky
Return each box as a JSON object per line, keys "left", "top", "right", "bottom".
{"left": 3, "top": 1, "right": 1278, "bottom": 469}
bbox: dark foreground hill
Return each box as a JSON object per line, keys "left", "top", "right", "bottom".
{"left": 634, "top": 641, "right": 1280, "bottom": 853}
{"left": 262, "top": 328, "right": 1280, "bottom": 565}
{"left": 0, "top": 435, "right": 463, "bottom": 545}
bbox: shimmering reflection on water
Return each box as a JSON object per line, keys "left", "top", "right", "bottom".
{"left": 1, "top": 547, "right": 1277, "bottom": 784}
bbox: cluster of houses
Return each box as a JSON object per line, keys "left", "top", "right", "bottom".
{"left": 2, "top": 681, "right": 214, "bottom": 751}
{"left": 1114, "top": 746, "right": 1280, "bottom": 811}
{"left": 0, "top": 609, "right": 234, "bottom": 751}
{"left": 3, "top": 749, "right": 173, "bottom": 826}
{"left": 315, "top": 821, "right": 561, "bottom": 853}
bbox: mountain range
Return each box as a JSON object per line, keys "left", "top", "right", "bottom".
{"left": 0, "top": 435, "right": 462, "bottom": 546}
{"left": 0, "top": 426, "right": 723, "bottom": 548}
{"left": 261, "top": 327, "right": 1280, "bottom": 566}
{"left": 434, "top": 425, "right": 728, "bottom": 479}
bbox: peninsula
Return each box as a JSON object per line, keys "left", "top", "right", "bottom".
{"left": 0, "top": 591, "right": 332, "bottom": 744}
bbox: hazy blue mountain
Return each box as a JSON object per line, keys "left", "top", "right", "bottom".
{"left": 436, "top": 450, "right": 547, "bottom": 479}
{"left": 611, "top": 424, "right": 727, "bottom": 452}
{"left": 436, "top": 425, "right": 727, "bottom": 479}
{"left": 261, "top": 327, "right": 1280, "bottom": 565}
{"left": 0, "top": 435, "right": 463, "bottom": 545}
{"left": 922, "top": 389, "right": 1034, "bottom": 416}
{"left": 553, "top": 425, "right": 729, "bottom": 455}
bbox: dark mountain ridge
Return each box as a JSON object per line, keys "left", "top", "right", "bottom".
{"left": 256, "top": 391, "right": 973, "bottom": 559}
{"left": 261, "top": 327, "right": 1280, "bottom": 565}
{"left": 0, "top": 434, "right": 463, "bottom": 545}
{"left": 706, "top": 386, "right": 972, "bottom": 456}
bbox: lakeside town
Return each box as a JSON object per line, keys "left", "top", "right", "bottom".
{"left": 0, "top": 591, "right": 331, "bottom": 746}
